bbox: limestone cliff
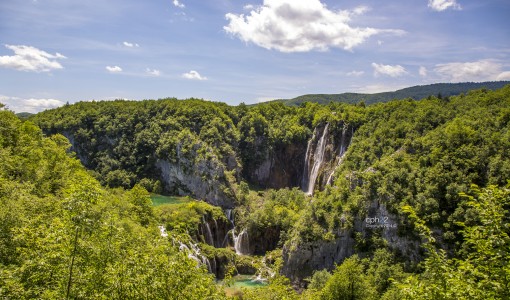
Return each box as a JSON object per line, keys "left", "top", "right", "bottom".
{"left": 249, "top": 143, "right": 307, "bottom": 188}
{"left": 156, "top": 148, "right": 236, "bottom": 208}
{"left": 282, "top": 199, "right": 422, "bottom": 283}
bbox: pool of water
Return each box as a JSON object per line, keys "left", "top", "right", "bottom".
{"left": 150, "top": 194, "right": 190, "bottom": 206}
{"left": 220, "top": 274, "right": 267, "bottom": 296}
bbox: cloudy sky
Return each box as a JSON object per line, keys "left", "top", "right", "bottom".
{"left": 1, "top": 0, "right": 509, "bottom": 112}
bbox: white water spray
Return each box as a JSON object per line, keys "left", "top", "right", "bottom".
{"left": 302, "top": 123, "right": 330, "bottom": 195}
{"left": 233, "top": 228, "right": 249, "bottom": 255}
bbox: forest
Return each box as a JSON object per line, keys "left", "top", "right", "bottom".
{"left": 277, "top": 81, "right": 510, "bottom": 105}
{"left": 1, "top": 85, "right": 509, "bottom": 299}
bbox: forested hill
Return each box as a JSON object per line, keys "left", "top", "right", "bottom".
{"left": 12, "top": 85, "right": 510, "bottom": 298}
{"left": 276, "top": 81, "right": 510, "bottom": 106}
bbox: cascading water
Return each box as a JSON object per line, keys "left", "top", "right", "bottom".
{"left": 224, "top": 209, "right": 250, "bottom": 255}
{"left": 301, "top": 128, "right": 316, "bottom": 193}
{"left": 158, "top": 225, "right": 168, "bottom": 237}
{"left": 178, "top": 241, "right": 212, "bottom": 272}
{"left": 213, "top": 218, "right": 221, "bottom": 247}
{"left": 302, "top": 123, "right": 330, "bottom": 195}
{"left": 202, "top": 216, "right": 215, "bottom": 246}
{"left": 225, "top": 209, "right": 234, "bottom": 227}
{"left": 221, "top": 209, "right": 234, "bottom": 248}
{"left": 233, "top": 228, "right": 250, "bottom": 255}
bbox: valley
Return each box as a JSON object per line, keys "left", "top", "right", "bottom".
{"left": 1, "top": 85, "right": 510, "bottom": 299}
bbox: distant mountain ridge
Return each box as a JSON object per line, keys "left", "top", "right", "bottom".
{"left": 276, "top": 81, "right": 510, "bottom": 106}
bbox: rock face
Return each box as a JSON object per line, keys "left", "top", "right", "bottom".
{"left": 247, "top": 225, "right": 281, "bottom": 255}
{"left": 282, "top": 199, "right": 421, "bottom": 284}
{"left": 247, "top": 122, "right": 353, "bottom": 190}
{"left": 198, "top": 214, "right": 233, "bottom": 248}
{"left": 157, "top": 158, "right": 235, "bottom": 208}
{"left": 62, "top": 132, "right": 91, "bottom": 167}
{"left": 249, "top": 143, "right": 307, "bottom": 189}
{"left": 282, "top": 230, "right": 356, "bottom": 284}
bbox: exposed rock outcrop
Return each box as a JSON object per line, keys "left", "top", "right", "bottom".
{"left": 157, "top": 159, "right": 235, "bottom": 208}
{"left": 282, "top": 230, "right": 355, "bottom": 284}
{"left": 249, "top": 143, "right": 307, "bottom": 189}
{"left": 247, "top": 225, "right": 281, "bottom": 255}
{"left": 282, "top": 199, "right": 421, "bottom": 284}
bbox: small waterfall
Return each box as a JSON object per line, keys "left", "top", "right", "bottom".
{"left": 213, "top": 218, "right": 221, "bottom": 247}
{"left": 226, "top": 209, "right": 234, "bottom": 226}
{"left": 222, "top": 209, "right": 235, "bottom": 247}
{"left": 233, "top": 228, "right": 249, "bottom": 255}
{"left": 178, "top": 241, "right": 212, "bottom": 272}
{"left": 202, "top": 216, "right": 215, "bottom": 246}
{"left": 224, "top": 209, "right": 249, "bottom": 254}
{"left": 250, "top": 255, "right": 275, "bottom": 283}
{"left": 302, "top": 123, "right": 330, "bottom": 195}
{"left": 158, "top": 225, "right": 168, "bottom": 237}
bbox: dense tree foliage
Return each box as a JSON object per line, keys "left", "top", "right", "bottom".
{"left": 277, "top": 81, "right": 510, "bottom": 106}
{"left": 299, "top": 86, "right": 510, "bottom": 248}
{"left": 0, "top": 109, "right": 224, "bottom": 299}
{"left": 3, "top": 84, "right": 508, "bottom": 299}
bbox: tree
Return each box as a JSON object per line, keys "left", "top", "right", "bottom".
{"left": 320, "top": 256, "right": 375, "bottom": 300}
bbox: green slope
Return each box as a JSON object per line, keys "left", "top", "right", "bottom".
{"left": 277, "top": 81, "right": 510, "bottom": 106}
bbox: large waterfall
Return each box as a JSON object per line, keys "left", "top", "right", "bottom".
{"left": 302, "top": 123, "right": 330, "bottom": 195}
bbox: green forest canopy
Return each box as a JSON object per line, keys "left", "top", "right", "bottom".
{"left": 1, "top": 85, "right": 509, "bottom": 299}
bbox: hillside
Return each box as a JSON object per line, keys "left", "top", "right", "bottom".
{"left": 2, "top": 86, "right": 509, "bottom": 299}
{"left": 276, "top": 81, "right": 510, "bottom": 106}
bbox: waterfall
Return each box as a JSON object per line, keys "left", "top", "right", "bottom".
{"left": 178, "top": 241, "right": 212, "bottom": 272}
{"left": 225, "top": 209, "right": 234, "bottom": 226}
{"left": 213, "top": 218, "right": 221, "bottom": 247}
{"left": 158, "top": 225, "right": 168, "bottom": 237}
{"left": 224, "top": 209, "right": 249, "bottom": 254}
{"left": 302, "top": 123, "right": 330, "bottom": 195}
{"left": 222, "top": 209, "right": 235, "bottom": 247}
{"left": 202, "top": 216, "right": 215, "bottom": 246}
{"left": 326, "top": 125, "right": 350, "bottom": 185}
{"left": 233, "top": 228, "right": 249, "bottom": 255}
{"left": 301, "top": 128, "right": 317, "bottom": 192}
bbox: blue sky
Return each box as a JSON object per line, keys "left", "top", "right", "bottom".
{"left": 1, "top": 0, "right": 509, "bottom": 112}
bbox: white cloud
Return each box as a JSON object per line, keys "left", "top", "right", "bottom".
{"left": 428, "top": 0, "right": 461, "bottom": 12}
{"left": 372, "top": 63, "right": 408, "bottom": 77}
{"left": 419, "top": 66, "right": 428, "bottom": 77}
{"left": 146, "top": 68, "right": 161, "bottom": 76}
{"left": 434, "top": 60, "right": 504, "bottom": 82}
{"left": 0, "top": 44, "right": 66, "bottom": 72}
{"left": 182, "top": 70, "right": 207, "bottom": 80}
{"left": 106, "top": 65, "right": 122, "bottom": 73}
{"left": 244, "top": 4, "right": 255, "bottom": 10}
{"left": 123, "top": 41, "right": 139, "bottom": 48}
{"left": 224, "top": 0, "right": 404, "bottom": 53}
{"left": 496, "top": 71, "right": 510, "bottom": 81}
{"left": 346, "top": 70, "right": 364, "bottom": 77}
{"left": 173, "top": 0, "right": 185, "bottom": 8}
{"left": 0, "top": 95, "right": 64, "bottom": 113}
